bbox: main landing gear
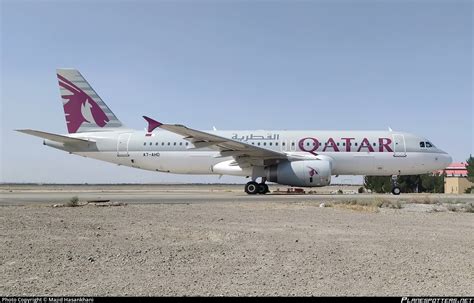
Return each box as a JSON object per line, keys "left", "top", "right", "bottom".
{"left": 245, "top": 179, "right": 269, "bottom": 195}
{"left": 391, "top": 175, "right": 401, "bottom": 195}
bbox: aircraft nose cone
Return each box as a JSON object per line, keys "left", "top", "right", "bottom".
{"left": 433, "top": 153, "right": 452, "bottom": 171}
{"left": 438, "top": 153, "right": 452, "bottom": 169}
{"left": 445, "top": 154, "right": 453, "bottom": 167}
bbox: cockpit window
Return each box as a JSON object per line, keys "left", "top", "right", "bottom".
{"left": 419, "top": 142, "right": 425, "bottom": 148}
{"left": 426, "top": 142, "right": 433, "bottom": 148}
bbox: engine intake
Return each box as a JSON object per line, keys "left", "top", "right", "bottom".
{"left": 265, "top": 160, "right": 331, "bottom": 187}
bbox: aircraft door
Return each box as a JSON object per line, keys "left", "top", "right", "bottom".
{"left": 392, "top": 134, "right": 406, "bottom": 157}
{"left": 117, "top": 133, "right": 132, "bottom": 157}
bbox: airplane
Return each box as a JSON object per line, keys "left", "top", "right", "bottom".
{"left": 17, "top": 69, "right": 452, "bottom": 195}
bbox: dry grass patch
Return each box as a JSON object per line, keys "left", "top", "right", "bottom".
{"left": 326, "top": 198, "right": 402, "bottom": 212}
{"left": 411, "top": 196, "right": 440, "bottom": 205}
{"left": 446, "top": 202, "right": 474, "bottom": 213}
{"left": 331, "top": 203, "right": 379, "bottom": 213}
{"left": 377, "top": 198, "right": 402, "bottom": 209}
{"left": 464, "top": 203, "right": 474, "bottom": 213}
{"left": 64, "top": 196, "right": 79, "bottom": 207}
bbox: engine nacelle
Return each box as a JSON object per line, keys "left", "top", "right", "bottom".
{"left": 265, "top": 160, "right": 331, "bottom": 187}
{"left": 212, "top": 159, "right": 253, "bottom": 176}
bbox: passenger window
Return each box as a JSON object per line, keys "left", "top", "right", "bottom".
{"left": 291, "top": 142, "right": 295, "bottom": 146}
{"left": 420, "top": 142, "right": 425, "bottom": 148}
{"left": 337, "top": 143, "right": 340, "bottom": 146}
{"left": 162, "top": 142, "right": 165, "bottom": 146}
{"left": 355, "top": 143, "right": 358, "bottom": 146}
{"left": 263, "top": 142, "right": 266, "bottom": 146}
{"left": 185, "top": 142, "right": 189, "bottom": 146}
{"left": 179, "top": 142, "right": 182, "bottom": 146}
{"left": 275, "top": 142, "right": 278, "bottom": 146}
{"left": 282, "top": 142, "right": 286, "bottom": 146}
{"left": 167, "top": 142, "right": 170, "bottom": 146}
{"left": 143, "top": 142, "right": 146, "bottom": 146}
{"left": 426, "top": 142, "right": 432, "bottom": 148}
{"left": 269, "top": 142, "right": 272, "bottom": 146}
{"left": 156, "top": 142, "right": 158, "bottom": 146}
{"left": 149, "top": 142, "right": 152, "bottom": 146}
{"left": 257, "top": 142, "right": 261, "bottom": 146}
{"left": 173, "top": 142, "right": 176, "bottom": 146}
{"left": 306, "top": 142, "right": 310, "bottom": 146}
{"left": 373, "top": 143, "right": 376, "bottom": 146}
{"left": 343, "top": 143, "right": 345, "bottom": 146}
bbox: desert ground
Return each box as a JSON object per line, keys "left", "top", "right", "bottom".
{"left": 0, "top": 184, "right": 473, "bottom": 296}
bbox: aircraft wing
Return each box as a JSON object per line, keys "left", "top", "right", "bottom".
{"left": 143, "top": 116, "right": 288, "bottom": 165}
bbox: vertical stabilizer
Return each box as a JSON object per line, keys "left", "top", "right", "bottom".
{"left": 57, "top": 68, "right": 124, "bottom": 133}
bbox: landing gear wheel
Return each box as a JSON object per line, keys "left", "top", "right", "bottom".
{"left": 392, "top": 186, "right": 401, "bottom": 195}
{"left": 245, "top": 181, "right": 259, "bottom": 195}
{"left": 391, "top": 175, "right": 401, "bottom": 195}
{"left": 258, "top": 183, "right": 269, "bottom": 194}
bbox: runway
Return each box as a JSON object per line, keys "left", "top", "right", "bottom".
{"left": 1, "top": 184, "right": 473, "bottom": 205}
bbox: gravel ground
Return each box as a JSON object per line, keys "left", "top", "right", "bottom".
{"left": 0, "top": 202, "right": 473, "bottom": 296}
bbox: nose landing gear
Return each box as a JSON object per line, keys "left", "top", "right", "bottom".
{"left": 391, "top": 175, "right": 401, "bottom": 195}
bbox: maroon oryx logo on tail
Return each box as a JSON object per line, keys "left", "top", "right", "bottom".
{"left": 57, "top": 74, "right": 109, "bottom": 133}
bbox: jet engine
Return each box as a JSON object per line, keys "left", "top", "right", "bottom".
{"left": 265, "top": 160, "right": 331, "bottom": 187}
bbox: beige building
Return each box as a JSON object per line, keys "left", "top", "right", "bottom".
{"left": 445, "top": 177, "right": 473, "bottom": 194}
{"left": 442, "top": 162, "right": 473, "bottom": 194}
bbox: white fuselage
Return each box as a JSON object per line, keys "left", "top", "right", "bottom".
{"left": 47, "top": 129, "right": 452, "bottom": 182}
{"left": 23, "top": 68, "right": 452, "bottom": 191}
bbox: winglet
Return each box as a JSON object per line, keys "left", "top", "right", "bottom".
{"left": 143, "top": 116, "right": 163, "bottom": 133}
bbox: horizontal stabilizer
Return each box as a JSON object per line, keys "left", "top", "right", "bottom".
{"left": 16, "top": 129, "right": 94, "bottom": 145}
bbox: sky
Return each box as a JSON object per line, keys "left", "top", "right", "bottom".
{"left": 0, "top": 0, "right": 472, "bottom": 184}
